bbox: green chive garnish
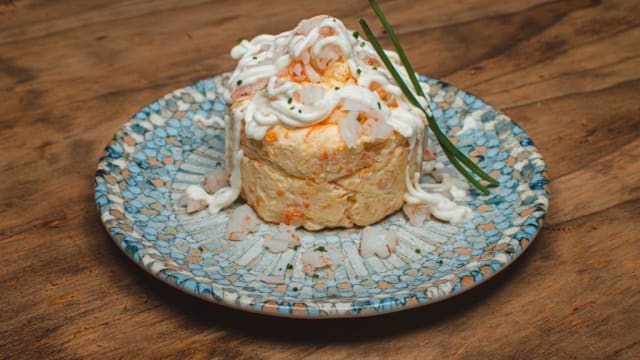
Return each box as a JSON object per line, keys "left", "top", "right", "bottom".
{"left": 314, "top": 246, "right": 327, "bottom": 252}
{"left": 360, "top": 1, "right": 499, "bottom": 194}
{"left": 236, "top": 79, "right": 242, "bottom": 86}
{"left": 353, "top": 31, "right": 360, "bottom": 39}
{"left": 288, "top": 98, "right": 292, "bottom": 104}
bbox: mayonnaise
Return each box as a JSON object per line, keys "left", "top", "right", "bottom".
{"left": 183, "top": 15, "right": 471, "bottom": 224}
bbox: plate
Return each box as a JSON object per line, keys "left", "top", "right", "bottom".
{"left": 95, "top": 74, "right": 550, "bottom": 318}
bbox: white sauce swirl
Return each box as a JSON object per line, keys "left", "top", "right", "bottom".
{"left": 184, "top": 15, "right": 471, "bottom": 224}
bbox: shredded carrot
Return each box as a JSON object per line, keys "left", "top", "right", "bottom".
{"left": 319, "top": 27, "right": 336, "bottom": 36}
{"left": 371, "top": 83, "right": 388, "bottom": 101}
{"left": 265, "top": 129, "right": 278, "bottom": 143}
{"left": 283, "top": 208, "right": 305, "bottom": 224}
{"left": 304, "top": 125, "right": 326, "bottom": 142}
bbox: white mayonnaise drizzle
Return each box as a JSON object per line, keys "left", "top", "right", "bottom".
{"left": 183, "top": 15, "right": 471, "bottom": 223}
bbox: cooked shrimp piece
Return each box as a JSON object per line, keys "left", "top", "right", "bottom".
{"left": 300, "top": 248, "right": 343, "bottom": 275}
{"left": 203, "top": 168, "right": 229, "bottom": 194}
{"left": 402, "top": 203, "right": 431, "bottom": 227}
{"left": 263, "top": 223, "right": 300, "bottom": 253}
{"left": 231, "top": 79, "right": 269, "bottom": 100}
{"left": 179, "top": 186, "right": 213, "bottom": 213}
{"left": 225, "top": 204, "right": 261, "bottom": 241}
{"left": 359, "top": 226, "right": 398, "bottom": 259}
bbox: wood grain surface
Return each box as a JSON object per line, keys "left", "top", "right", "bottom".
{"left": 1, "top": 0, "right": 639, "bottom": 358}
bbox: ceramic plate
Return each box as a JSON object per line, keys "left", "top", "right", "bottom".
{"left": 95, "top": 74, "right": 550, "bottom": 318}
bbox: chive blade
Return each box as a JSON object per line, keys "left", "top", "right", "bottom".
{"left": 444, "top": 150, "right": 491, "bottom": 195}
{"left": 366, "top": 3, "right": 498, "bottom": 186}
{"left": 368, "top": 0, "right": 425, "bottom": 98}
{"left": 360, "top": 19, "right": 498, "bottom": 190}
{"left": 359, "top": 20, "right": 420, "bottom": 108}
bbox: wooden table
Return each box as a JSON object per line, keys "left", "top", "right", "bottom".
{"left": 2, "top": 0, "right": 638, "bottom": 358}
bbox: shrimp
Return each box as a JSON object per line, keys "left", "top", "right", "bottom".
{"left": 231, "top": 78, "right": 268, "bottom": 100}
{"left": 300, "top": 248, "right": 343, "bottom": 275}
{"left": 179, "top": 186, "right": 213, "bottom": 213}
{"left": 225, "top": 204, "right": 261, "bottom": 241}
{"left": 263, "top": 223, "right": 300, "bottom": 253}
{"left": 359, "top": 226, "right": 398, "bottom": 259}
{"left": 203, "top": 168, "right": 229, "bottom": 194}
{"left": 402, "top": 203, "right": 431, "bottom": 227}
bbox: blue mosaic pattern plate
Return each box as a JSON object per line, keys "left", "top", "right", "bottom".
{"left": 95, "top": 74, "right": 550, "bottom": 318}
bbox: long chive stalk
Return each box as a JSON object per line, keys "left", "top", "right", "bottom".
{"left": 360, "top": 19, "right": 490, "bottom": 194}
{"left": 360, "top": 9, "right": 499, "bottom": 194}
{"left": 366, "top": 0, "right": 498, "bottom": 187}
{"left": 367, "top": 0, "right": 424, "bottom": 98}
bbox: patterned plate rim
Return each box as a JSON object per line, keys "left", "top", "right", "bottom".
{"left": 95, "top": 74, "right": 550, "bottom": 318}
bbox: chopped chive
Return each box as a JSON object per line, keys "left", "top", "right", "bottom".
{"left": 237, "top": 37, "right": 245, "bottom": 43}
{"left": 357, "top": 68, "right": 362, "bottom": 75}
{"left": 288, "top": 98, "right": 292, "bottom": 104}
{"left": 290, "top": 106, "right": 295, "bottom": 110}
{"left": 253, "top": 56, "right": 257, "bottom": 60}
{"left": 334, "top": 86, "right": 340, "bottom": 90}
{"left": 236, "top": 79, "right": 242, "bottom": 86}
{"left": 293, "top": 244, "right": 300, "bottom": 251}
{"left": 377, "top": 101, "right": 381, "bottom": 110}
{"left": 286, "top": 263, "right": 293, "bottom": 270}
{"left": 298, "top": 109, "right": 302, "bottom": 114}
{"left": 360, "top": 42, "right": 366, "bottom": 47}
{"left": 372, "top": 66, "right": 378, "bottom": 70}
{"left": 357, "top": 115, "right": 362, "bottom": 122}
{"left": 415, "top": 249, "right": 421, "bottom": 254}
{"left": 353, "top": 31, "right": 360, "bottom": 39}
{"left": 314, "top": 246, "right": 327, "bottom": 252}
{"left": 293, "top": 287, "right": 299, "bottom": 291}
{"left": 312, "top": 274, "right": 319, "bottom": 279}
